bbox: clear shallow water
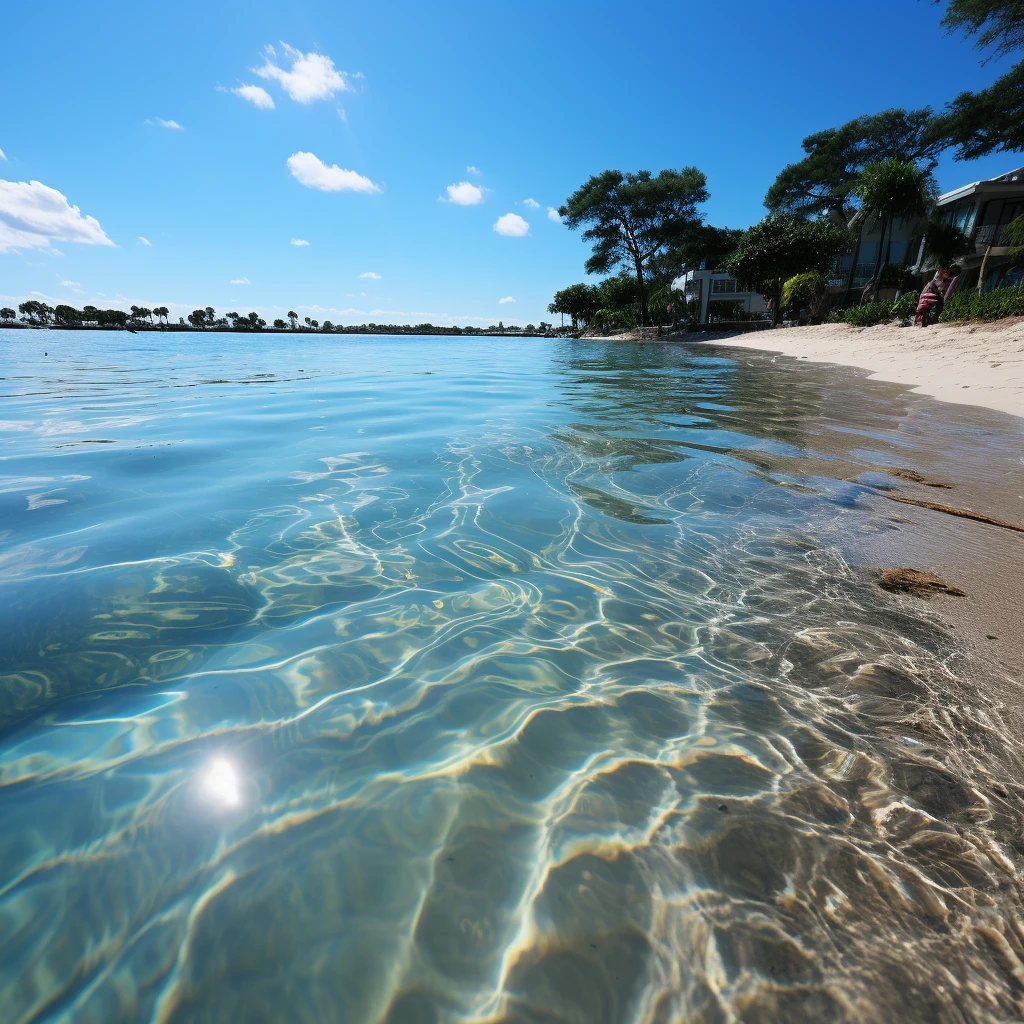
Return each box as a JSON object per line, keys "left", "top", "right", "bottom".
{"left": 1, "top": 331, "right": 1024, "bottom": 1023}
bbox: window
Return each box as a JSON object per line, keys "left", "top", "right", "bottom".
{"left": 955, "top": 202, "right": 977, "bottom": 234}
{"left": 711, "top": 277, "right": 739, "bottom": 294}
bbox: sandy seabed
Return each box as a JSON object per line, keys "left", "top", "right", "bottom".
{"left": 703, "top": 317, "right": 1024, "bottom": 420}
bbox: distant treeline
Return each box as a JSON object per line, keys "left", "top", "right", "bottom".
{"left": 2, "top": 302, "right": 556, "bottom": 337}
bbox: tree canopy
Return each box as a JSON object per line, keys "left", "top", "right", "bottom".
{"left": 548, "top": 283, "right": 601, "bottom": 331}
{"left": 942, "top": 0, "right": 1024, "bottom": 57}
{"left": 765, "top": 109, "right": 943, "bottom": 223}
{"left": 559, "top": 168, "right": 709, "bottom": 324}
{"left": 930, "top": 0, "right": 1024, "bottom": 157}
{"left": 724, "top": 216, "right": 850, "bottom": 325}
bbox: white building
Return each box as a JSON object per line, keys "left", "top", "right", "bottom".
{"left": 671, "top": 269, "right": 769, "bottom": 324}
{"left": 910, "top": 165, "right": 1024, "bottom": 291}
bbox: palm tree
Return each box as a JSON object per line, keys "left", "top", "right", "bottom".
{"left": 850, "top": 160, "right": 937, "bottom": 300}
{"left": 287, "top": 310, "right": 298, "bottom": 328}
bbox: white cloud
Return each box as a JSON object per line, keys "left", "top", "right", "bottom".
{"left": 151, "top": 118, "right": 183, "bottom": 130}
{"left": 290, "top": 237, "right": 310, "bottom": 246}
{"left": 0, "top": 148, "right": 6, "bottom": 161}
{"left": 466, "top": 165, "right": 481, "bottom": 175}
{"left": 138, "top": 236, "right": 152, "bottom": 246}
{"left": 547, "top": 206, "right": 563, "bottom": 223}
{"left": 231, "top": 277, "right": 250, "bottom": 285}
{"left": 256, "top": 43, "right": 355, "bottom": 103}
{"left": 60, "top": 279, "right": 81, "bottom": 287}
{"left": 0, "top": 179, "right": 114, "bottom": 252}
{"left": 523, "top": 198, "right": 540, "bottom": 209}
{"left": 358, "top": 271, "right": 381, "bottom": 279}
{"left": 233, "top": 84, "right": 275, "bottom": 110}
{"left": 494, "top": 213, "right": 529, "bottom": 237}
{"left": 499, "top": 296, "right": 516, "bottom": 304}
{"left": 287, "top": 151, "right": 380, "bottom": 193}
{"left": 444, "top": 181, "right": 484, "bottom": 205}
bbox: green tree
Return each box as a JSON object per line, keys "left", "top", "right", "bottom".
{"left": 287, "top": 310, "right": 298, "bottom": 328}
{"left": 850, "top": 160, "right": 937, "bottom": 298}
{"left": 273, "top": 318, "right": 287, "bottom": 329}
{"left": 724, "top": 216, "right": 850, "bottom": 326}
{"left": 0, "top": 307, "right": 15, "bottom": 321}
{"left": 97, "top": 309, "right": 128, "bottom": 328}
{"left": 54, "top": 304, "right": 83, "bottom": 325}
{"left": 187, "top": 309, "right": 207, "bottom": 329}
{"left": 766, "top": 109, "right": 942, "bottom": 224}
{"left": 19, "top": 301, "right": 53, "bottom": 324}
{"left": 559, "top": 168, "right": 709, "bottom": 325}
{"left": 662, "top": 223, "right": 743, "bottom": 273}
{"left": 929, "top": 0, "right": 1024, "bottom": 158}
{"left": 153, "top": 305, "right": 169, "bottom": 324}
{"left": 547, "top": 282, "right": 601, "bottom": 331}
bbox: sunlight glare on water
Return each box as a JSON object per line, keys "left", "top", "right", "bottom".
{"left": 1, "top": 330, "right": 1023, "bottom": 1023}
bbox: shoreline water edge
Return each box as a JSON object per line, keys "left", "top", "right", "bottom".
{"left": 694, "top": 319, "right": 1024, "bottom": 421}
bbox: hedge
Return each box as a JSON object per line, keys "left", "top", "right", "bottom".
{"left": 940, "top": 286, "right": 1024, "bottom": 323}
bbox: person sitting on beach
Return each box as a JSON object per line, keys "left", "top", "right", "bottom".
{"left": 915, "top": 266, "right": 958, "bottom": 327}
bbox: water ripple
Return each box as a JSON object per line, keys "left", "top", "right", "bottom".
{"left": 1, "top": 332, "right": 1023, "bottom": 1022}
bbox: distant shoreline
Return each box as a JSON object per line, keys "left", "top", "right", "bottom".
{"left": 0, "top": 323, "right": 554, "bottom": 338}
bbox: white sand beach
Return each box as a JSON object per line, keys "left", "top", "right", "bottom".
{"left": 702, "top": 318, "right": 1024, "bottom": 420}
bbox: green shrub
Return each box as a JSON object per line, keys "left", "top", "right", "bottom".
{"left": 843, "top": 301, "right": 896, "bottom": 327}
{"left": 1002, "top": 215, "right": 1024, "bottom": 268}
{"left": 940, "top": 286, "right": 1024, "bottom": 322}
{"left": 890, "top": 293, "right": 918, "bottom": 318}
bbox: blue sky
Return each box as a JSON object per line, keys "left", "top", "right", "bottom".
{"left": 1, "top": 0, "right": 1019, "bottom": 327}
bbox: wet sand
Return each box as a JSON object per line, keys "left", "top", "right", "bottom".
{"left": 705, "top": 344, "right": 1024, "bottom": 708}
{"left": 702, "top": 317, "right": 1024, "bottom": 419}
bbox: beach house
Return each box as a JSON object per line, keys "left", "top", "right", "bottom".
{"left": 910, "top": 166, "right": 1024, "bottom": 291}
{"left": 672, "top": 265, "right": 770, "bottom": 324}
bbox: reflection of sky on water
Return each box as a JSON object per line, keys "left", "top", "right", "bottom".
{"left": 1, "top": 330, "right": 1023, "bottom": 1022}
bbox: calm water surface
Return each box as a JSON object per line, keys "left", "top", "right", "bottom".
{"left": 2, "top": 331, "right": 1023, "bottom": 1023}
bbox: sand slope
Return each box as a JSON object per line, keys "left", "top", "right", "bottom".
{"left": 703, "top": 318, "right": 1024, "bottom": 420}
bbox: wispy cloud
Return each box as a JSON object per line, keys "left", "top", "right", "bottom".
{"left": 147, "top": 118, "right": 183, "bottom": 130}
{"left": 547, "top": 206, "right": 563, "bottom": 224}
{"left": 523, "top": 198, "right": 540, "bottom": 209}
{"left": 466, "top": 165, "right": 481, "bottom": 176}
{"left": 290, "top": 237, "right": 310, "bottom": 246}
{"left": 233, "top": 84, "right": 275, "bottom": 110}
{"left": 0, "top": 179, "right": 114, "bottom": 253}
{"left": 230, "top": 277, "right": 250, "bottom": 285}
{"left": 137, "top": 236, "right": 152, "bottom": 246}
{"left": 287, "top": 151, "right": 380, "bottom": 193}
{"left": 256, "top": 43, "right": 356, "bottom": 103}
{"left": 499, "top": 295, "right": 516, "bottom": 304}
{"left": 60, "top": 279, "right": 81, "bottom": 287}
{"left": 0, "top": 148, "right": 6, "bottom": 161}
{"left": 494, "top": 213, "right": 529, "bottom": 237}
{"left": 443, "top": 181, "right": 484, "bottom": 206}
{"left": 358, "top": 271, "right": 381, "bottom": 279}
